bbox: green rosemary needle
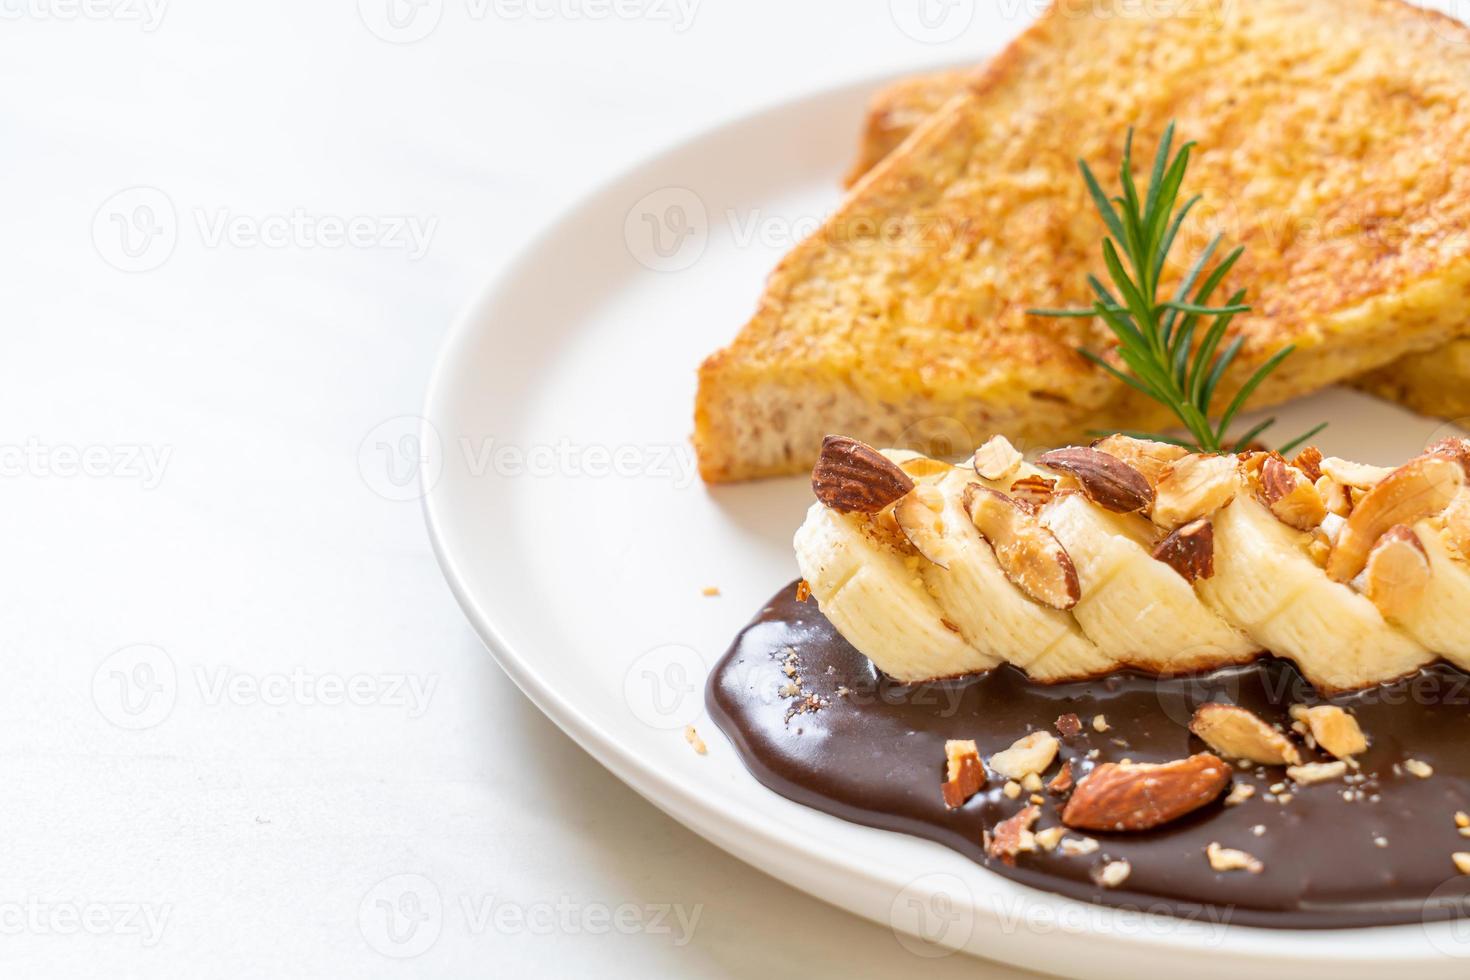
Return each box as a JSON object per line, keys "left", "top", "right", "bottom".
{"left": 1031, "top": 122, "right": 1326, "bottom": 455}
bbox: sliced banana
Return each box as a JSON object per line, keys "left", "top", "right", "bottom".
{"left": 1379, "top": 520, "right": 1470, "bottom": 670}
{"left": 1037, "top": 489, "right": 1258, "bottom": 673}
{"left": 793, "top": 502, "right": 995, "bottom": 683}
{"left": 1198, "top": 495, "right": 1431, "bottom": 692}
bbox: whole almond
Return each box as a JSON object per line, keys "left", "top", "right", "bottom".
{"left": 1037, "top": 447, "right": 1154, "bottom": 514}
{"left": 1061, "top": 753, "right": 1231, "bottom": 832}
{"left": 1152, "top": 519, "right": 1215, "bottom": 583}
{"left": 811, "top": 436, "right": 914, "bottom": 514}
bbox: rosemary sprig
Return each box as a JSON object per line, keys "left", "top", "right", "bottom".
{"left": 1031, "top": 123, "right": 1325, "bottom": 454}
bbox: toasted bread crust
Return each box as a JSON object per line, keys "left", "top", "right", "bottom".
{"left": 697, "top": 0, "right": 1470, "bottom": 482}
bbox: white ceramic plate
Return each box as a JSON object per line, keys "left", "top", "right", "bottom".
{"left": 423, "top": 70, "right": 1470, "bottom": 977}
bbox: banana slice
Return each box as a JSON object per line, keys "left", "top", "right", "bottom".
{"left": 918, "top": 467, "right": 1116, "bottom": 682}
{"left": 1378, "top": 520, "right": 1470, "bottom": 670}
{"left": 793, "top": 502, "right": 994, "bottom": 683}
{"left": 1036, "top": 489, "right": 1259, "bottom": 673}
{"left": 1198, "top": 495, "right": 1431, "bottom": 692}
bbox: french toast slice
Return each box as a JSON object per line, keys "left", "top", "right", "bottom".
{"left": 843, "top": 38, "right": 1470, "bottom": 427}
{"left": 695, "top": 0, "right": 1470, "bottom": 482}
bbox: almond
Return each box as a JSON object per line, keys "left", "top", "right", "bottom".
{"left": 1206, "top": 842, "right": 1264, "bottom": 874}
{"left": 1321, "top": 456, "right": 1395, "bottom": 490}
{"left": 1292, "top": 445, "right": 1325, "bottom": 483}
{"left": 1091, "top": 434, "right": 1190, "bottom": 487}
{"left": 989, "top": 731, "right": 1060, "bottom": 781}
{"left": 971, "top": 435, "right": 1024, "bottom": 482}
{"left": 1055, "top": 713, "right": 1083, "bottom": 738}
{"left": 1316, "top": 475, "right": 1353, "bottom": 517}
{"left": 1048, "top": 760, "right": 1075, "bottom": 795}
{"left": 1362, "top": 525, "right": 1431, "bottom": 617}
{"left": 811, "top": 436, "right": 914, "bottom": 514}
{"left": 1444, "top": 491, "right": 1470, "bottom": 560}
{"left": 1287, "top": 761, "right": 1347, "bottom": 785}
{"left": 987, "top": 805, "right": 1041, "bottom": 865}
{"left": 897, "top": 456, "right": 952, "bottom": 479}
{"left": 1037, "top": 447, "right": 1154, "bottom": 514}
{"left": 893, "top": 485, "right": 951, "bottom": 569}
{"left": 1061, "top": 753, "right": 1231, "bottom": 832}
{"left": 1327, "top": 455, "right": 1465, "bottom": 582}
{"left": 1260, "top": 456, "right": 1328, "bottom": 531}
{"left": 1153, "top": 454, "right": 1239, "bottom": 529}
{"left": 1008, "top": 473, "right": 1058, "bottom": 509}
{"left": 964, "top": 485, "right": 1080, "bottom": 609}
{"left": 942, "top": 739, "right": 986, "bottom": 809}
{"left": 1303, "top": 706, "right": 1368, "bottom": 760}
{"left": 1152, "top": 519, "right": 1215, "bottom": 583}
{"left": 1189, "top": 703, "right": 1302, "bottom": 765}
{"left": 1428, "top": 436, "right": 1470, "bottom": 478}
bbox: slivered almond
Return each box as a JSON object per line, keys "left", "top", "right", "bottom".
{"left": 987, "top": 805, "right": 1041, "bottom": 865}
{"left": 1061, "top": 754, "right": 1231, "bottom": 832}
{"left": 964, "top": 485, "right": 1080, "bottom": 609}
{"left": 1152, "top": 454, "right": 1239, "bottom": 529}
{"left": 1328, "top": 455, "right": 1465, "bottom": 582}
{"left": 989, "top": 731, "right": 1060, "bottom": 781}
{"left": 972, "top": 436, "right": 1024, "bottom": 482}
{"left": 897, "top": 456, "right": 952, "bottom": 479}
{"left": 1189, "top": 703, "right": 1302, "bottom": 766}
{"left": 811, "top": 436, "right": 914, "bottom": 514}
{"left": 942, "top": 739, "right": 986, "bottom": 809}
{"left": 1362, "top": 525, "right": 1431, "bottom": 617}
{"left": 1292, "top": 445, "right": 1325, "bottom": 483}
{"left": 1152, "top": 519, "right": 1215, "bottom": 583}
{"left": 1037, "top": 447, "right": 1154, "bottom": 514}
{"left": 1321, "top": 457, "right": 1395, "bottom": 490}
{"left": 1008, "top": 473, "right": 1057, "bottom": 509}
{"left": 1090, "top": 434, "right": 1189, "bottom": 487}
{"left": 1303, "top": 706, "right": 1368, "bottom": 760}
{"left": 894, "top": 485, "right": 950, "bottom": 569}
{"left": 1260, "top": 456, "right": 1328, "bottom": 531}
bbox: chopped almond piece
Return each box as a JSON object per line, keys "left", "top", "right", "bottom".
{"left": 1055, "top": 713, "right": 1083, "bottom": 738}
{"left": 1092, "top": 715, "right": 1109, "bottom": 733}
{"left": 942, "top": 739, "right": 986, "bottom": 809}
{"left": 1303, "top": 706, "right": 1368, "bottom": 760}
{"left": 1405, "top": 759, "right": 1435, "bottom": 778}
{"left": 971, "top": 435, "right": 1023, "bottom": 481}
{"left": 1287, "top": 761, "right": 1348, "bottom": 786}
{"left": 1093, "top": 860, "right": 1131, "bottom": 888}
{"left": 1189, "top": 703, "right": 1302, "bottom": 766}
{"left": 1048, "top": 761, "right": 1075, "bottom": 795}
{"left": 1207, "top": 842, "right": 1264, "bottom": 873}
{"left": 1034, "top": 826, "right": 1066, "bottom": 851}
{"left": 684, "top": 725, "right": 708, "bottom": 755}
{"left": 987, "top": 805, "right": 1040, "bottom": 866}
{"left": 1454, "top": 853, "right": 1470, "bottom": 876}
{"left": 989, "top": 731, "right": 1060, "bottom": 781}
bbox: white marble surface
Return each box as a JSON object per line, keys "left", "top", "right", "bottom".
{"left": 6, "top": 0, "right": 1457, "bottom": 975}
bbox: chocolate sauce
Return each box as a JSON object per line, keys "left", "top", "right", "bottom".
{"left": 707, "top": 581, "right": 1470, "bottom": 929}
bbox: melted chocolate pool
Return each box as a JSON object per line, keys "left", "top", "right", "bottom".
{"left": 708, "top": 581, "right": 1470, "bottom": 929}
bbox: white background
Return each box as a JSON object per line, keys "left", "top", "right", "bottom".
{"left": 2, "top": 0, "right": 1461, "bottom": 976}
